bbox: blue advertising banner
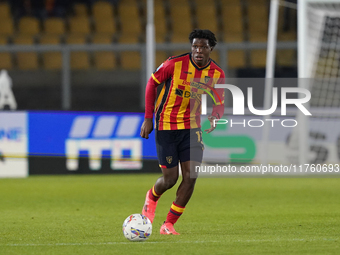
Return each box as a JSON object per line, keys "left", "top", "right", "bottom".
{"left": 28, "top": 111, "right": 157, "bottom": 174}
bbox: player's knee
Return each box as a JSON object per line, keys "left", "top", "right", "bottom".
{"left": 182, "top": 169, "right": 197, "bottom": 181}
{"left": 163, "top": 176, "right": 178, "bottom": 190}
{"left": 183, "top": 172, "right": 197, "bottom": 187}
{"left": 187, "top": 177, "right": 197, "bottom": 188}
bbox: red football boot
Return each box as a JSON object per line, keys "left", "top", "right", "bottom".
{"left": 141, "top": 190, "right": 158, "bottom": 223}
{"left": 160, "top": 222, "right": 180, "bottom": 235}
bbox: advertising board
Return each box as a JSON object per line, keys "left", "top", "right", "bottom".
{"left": 28, "top": 111, "right": 158, "bottom": 174}
{"left": 0, "top": 112, "right": 28, "bottom": 177}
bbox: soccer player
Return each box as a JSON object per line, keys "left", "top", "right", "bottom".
{"left": 140, "top": 29, "right": 225, "bottom": 235}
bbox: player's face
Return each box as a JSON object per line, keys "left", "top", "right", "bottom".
{"left": 191, "top": 38, "right": 213, "bottom": 67}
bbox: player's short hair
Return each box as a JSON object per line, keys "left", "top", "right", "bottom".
{"left": 189, "top": 29, "right": 217, "bottom": 48}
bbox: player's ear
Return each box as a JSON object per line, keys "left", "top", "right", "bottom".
{"left": 210, "top": 46, "right": 214, "bottom": 52}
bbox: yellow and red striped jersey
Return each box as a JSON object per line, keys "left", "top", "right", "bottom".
{"left": 145, "top": 52, "right": 225, "bottom": 130}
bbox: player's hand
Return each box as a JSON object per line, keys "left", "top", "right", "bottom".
{"left": 204, "top": 116, "right": 217, "bottom": 134}
{"left": 140, "top": 118, "right": 153, "bottom": 139}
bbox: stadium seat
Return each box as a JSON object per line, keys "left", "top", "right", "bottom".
{"left": 94, "top": 17, "right": 116, "bottom": 35}
{"left": 276, "top": 49, "right": 296, "bottom": 67}
{"left": 13, "top": 35, "right": 39, "bottom": 70}
{"left": 169, "top": 0, "right": 193, "bottom": 43}
{"left": 276, "top": 5, "right": 297, "bottom": 67}
{"left": 66, "top": 34, "right": 90, "bottom": 70}
{"left": 68, "top": 16, "right": 91, "bottom": 35}
{"left": 250, "top": 49, "right": 267, "bottom": 68}
{"left": 0, "top": 2, "right": 11, "bottom": 19}
{"left": 0, "top": 18, "right": 14, "bottom": 38}
{"left": 156, "top": 50, "right": 170, "bottom": 67}
{"left": 18, "top": 16, "right": 41, "bottom": 36}
{"left": 169, "top": 0, "right": 187, "bottom": 5}
{"left": 118, "top": 33, "right": 140, "bottom": 43}
{"left": 0, "top": 11, "right": 13, "bottom": 70}
{"left": 0, "top": 36, "right": 8, "bottom": 44}
{"left": 277, "top": 2, "right": 297, "bottom": 40}
{"left": 246, "top": 0, "right": 268, "bottom": 68}
{"left": 118, "top": 0, "right": 142, "bottom": 43}
{"left": 0, "top": 36, "right": 12, "bottom": 69}
{"left": 247, "top": 0, "right": 269, "bottom": 42}
{"left": 40, "top": 34, "right": 62, "bottom": 69}
{"left": 154, "top": 0, "right": 167, "bottom": 43}
{"left": 228, "top": 50, "right": 246, "bottom": 69}
{"left": 120, "top": 51, "right": 141, "bottom": 70}
{"left": 194, "top": 0, "right": 218, "bottom": 33}
{"left": 92, "top": 1, "right": 116, "bottom": 37}
{"left": 44, "top": 17, "right": 66, "bottom": 35}
{"left": 92, "top": 1, "right": 114, "bottom": 19}
{"left": 210, "top": 50, "right": 219, "bottom": 64}
{"left": 221, "top": 0, "right": 244, "bottom": 42}
{"left": 73, "top": 3, "right": 88, "bottom": 17}
{"left": 92, "top": 34, "right": 116, "bottom": 69}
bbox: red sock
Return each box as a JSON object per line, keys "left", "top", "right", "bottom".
{"left": 148, "top": 185, "right": 161, "bottom": 202}
{"left": 165, "top": 202, "right": 185, "bottom": 225}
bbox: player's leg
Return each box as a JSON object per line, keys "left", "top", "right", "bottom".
{"left": 160, "top": 160, "right": 199, "bottom": 235}
{"left": 142, "top": 130, "right": 179, "bottom": 223}
{"left": 154, "top": 165, "right": 179, "bottom": 194}
{"left": 174, "top": 160, "right": 199, "bottom": 206}
{"left": 160, "top": 129, "right": 203, "bottom": 235}
{"left": 142, "top": 166, "right": 178, "bottom": 223}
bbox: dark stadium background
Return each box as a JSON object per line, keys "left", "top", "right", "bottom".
{"left": 0, "top": 0, "right": 297, "bottom": 112}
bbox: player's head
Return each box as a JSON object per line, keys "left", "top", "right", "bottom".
{"left": 189, "top": 29, "right": 217, "bottom": 67}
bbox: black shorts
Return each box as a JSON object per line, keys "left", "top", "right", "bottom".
{"left": 155, "top": 128, "right": 204, "bottom": 168}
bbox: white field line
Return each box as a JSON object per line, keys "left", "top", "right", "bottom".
{"left": 2, "top": 238, "right": 338, "bottom": 247}
{"left": 3, "top": 240, "right": 217, "bottom": 246}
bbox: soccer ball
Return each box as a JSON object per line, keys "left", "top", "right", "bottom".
{"left": 122, "top": 214, "right": 152, "bottom": 241}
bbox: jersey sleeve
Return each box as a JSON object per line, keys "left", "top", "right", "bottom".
{"left": 144, "top": 77, "right": 158, "bottom": 118}
{"left": 211, "top": 72, "right": 225, "bottom": 119}
{"left": 144, "top": 58, "right": 174, "bottom": 119}
{"left": 151, "top": 58, "right": 174, "bottom": 85}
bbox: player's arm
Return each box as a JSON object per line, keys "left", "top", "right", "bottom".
{"left": 204, "top": 76, "right": 225, "bottom": 134}
{"left": 140, "top": 60, "right": 173, "bottom": 139}
{"left": 140, "top": 77, "right": 158, "bottom": 139}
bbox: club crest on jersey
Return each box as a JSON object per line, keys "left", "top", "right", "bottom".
{"left": 204, "top": 76, "right": 210, "bottom": 83}
{"left": 166, "top": 156, "right": 173, "bottom": 164}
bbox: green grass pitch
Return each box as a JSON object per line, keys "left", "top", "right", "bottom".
{"left": 0, "top": 174, "right": 339, "bottom": 254}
